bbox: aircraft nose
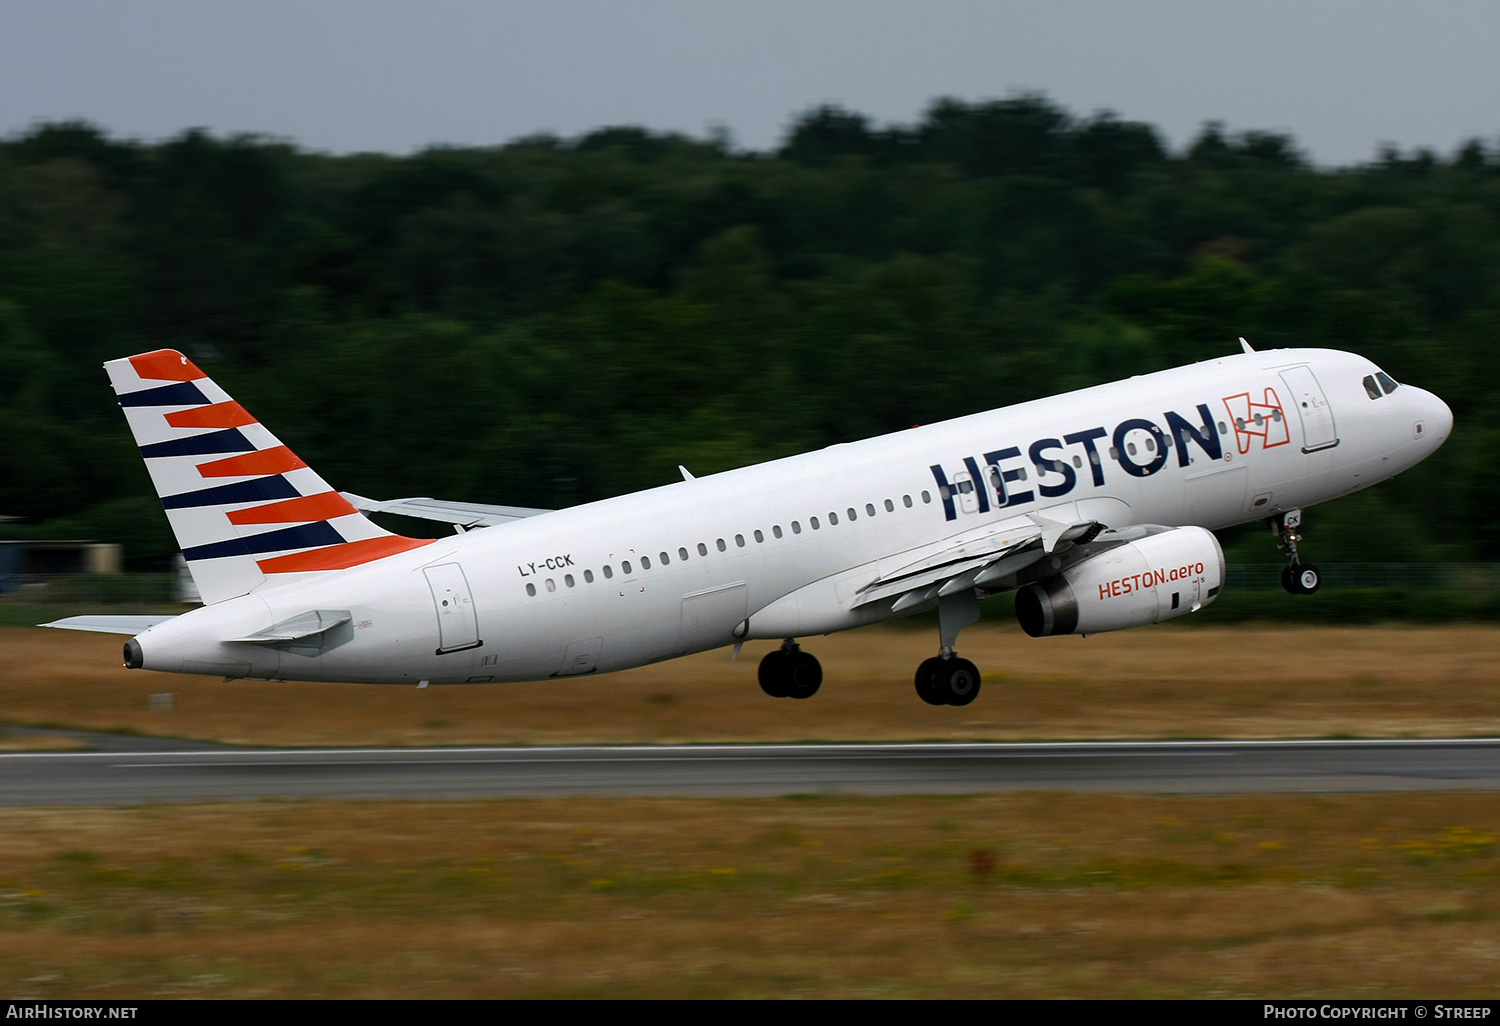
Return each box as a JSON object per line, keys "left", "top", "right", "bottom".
{"left": 1411, "top": 387, "right": 1453, "bottom": 448}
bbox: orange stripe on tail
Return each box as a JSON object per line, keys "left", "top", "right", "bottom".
{"left": 227, "top": 491, "right": 358, "bottom": 526}
{"left": 257, "top": 536, "right": 434, "bottom": 573}
{"left": 166, "top": 401, "right": 256, "bottom": 430}
{"left": 198, "top": 445, "right": 308, "bottom": 478}
{"left": 130, "top": 350, "right": 208, "bottom": 382}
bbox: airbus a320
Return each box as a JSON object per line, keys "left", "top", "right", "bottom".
{"left": 46, "top": 342, "right": 1452, "bottom": 706}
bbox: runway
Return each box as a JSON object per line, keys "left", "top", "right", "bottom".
{"left": 2, "top": 734, "right": 1500, "bottom": 804}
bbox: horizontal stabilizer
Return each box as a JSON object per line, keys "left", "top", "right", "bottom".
{"left": 341, "top": 493, "right": 553, "bottom": 528}
{"left": 41, "top": 615, "right": 179, "bottom": 635}
{"left": 226, "top": 609, "right": 351, "bottom": 644}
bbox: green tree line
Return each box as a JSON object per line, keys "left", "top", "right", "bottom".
{"left": 2, "top": 96, "right": 1496, "bottom": 569}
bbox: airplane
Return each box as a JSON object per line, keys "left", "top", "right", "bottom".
{"left": 44, "top": 341, "right": 1452, "bottom": 706}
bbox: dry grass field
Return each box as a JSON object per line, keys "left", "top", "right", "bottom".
{"left": 4, "top": 623, "right": 1499, "bottom": 998}
{"left": 4, "top": 622, "right": 1500, "bottom": 746}
{"left": 0, "top": 794, "right": 1496, "bottom": 998}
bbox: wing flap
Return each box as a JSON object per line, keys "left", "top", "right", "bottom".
{"left": 853, "top": 518, "right": 1043, "bottom": 608}
{"left": 852, "top": 515, "right": 1108, "bottom": 611}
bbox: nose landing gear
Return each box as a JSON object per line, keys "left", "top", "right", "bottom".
{"left": 1271, "top": 509, "right": 1321, "bottom": 595}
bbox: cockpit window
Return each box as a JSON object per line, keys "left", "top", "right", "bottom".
{"left": 1363, "top": 375, "right": 1382, "bottom": 400}
{"left": 1376, "top": 371, "right": 1399, "bottom": 395}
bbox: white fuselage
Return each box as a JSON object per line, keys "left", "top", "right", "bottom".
{"left": 132, "top": 348, "right": 1452, "bottom": 684}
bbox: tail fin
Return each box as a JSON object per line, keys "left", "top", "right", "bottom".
{"left": 106, "top": 349, "right": 432, "bottom": 604}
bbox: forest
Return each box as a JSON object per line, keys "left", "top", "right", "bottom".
{"left": 1, "top": 95, "right": 1496, "bottom": 570}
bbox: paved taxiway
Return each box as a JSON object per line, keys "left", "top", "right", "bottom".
{"left": 1, "top": 736, "right": 1499, "bottom": 804}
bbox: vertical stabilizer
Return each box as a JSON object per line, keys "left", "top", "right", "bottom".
{"left": 106, "top": 350, "right": 432, "bottom": 604}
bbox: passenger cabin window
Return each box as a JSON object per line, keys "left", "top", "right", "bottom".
{"left": 1377, "top": 371, "right": 1399, "bottom": 394}
{"left": 754, "top": 529, "right": 765, "bottom": 543}
{"left": 679, "top": 547, "right": 689, "bottom": 561}
{"left": 603, "top": 565, "right": 614, "bottom": 579}
{"left": 641, "top": 555, "right": 651, "bottom": 569}
{"left": 903, "top": 495, "right": 913, "bottom": 508}
{"left": 659, "top": 552, "right": 669, "bottom": 565}
{"left": 545, "top": 578, "right": 556, "bottom": 592}
{"left": 772, "top": 525, "right": 782, "bottom": 539}
{"left": 866, "top": 503, "right": 876, "bottom": 517}
{"left": 565, "top": 574, "right": 575, "bottom": 588}
{"left": 921, "top": 490, "right": 932, "bottom": 503}
{"left": 792, "top": 521, "right": 802, "bottom": 534}
{"left": 717, "top": 539, "right": 726, "bottom": 552}
{"left": 884, "top": 499, "right": 894, "bottom": 512}
{"left": 811, "top": 516, "right": 821, "bottom": 529}
{"left": 848, "top": 507, "right": 858, "bottom": 521}
{"left": 622, "top": 560, "right": 632, "bottom": 574}
{"left": 829, "top": 511, "right": 839, "bottom": 525}
{"left": 1363, "top": 375, "right": 1382, "bottom": 400}
{"left": 735, "top": 534, "right": 745, "bottom": 547}
{"left": 698, "top": 543, "right": 708, "bottom": 556}
{"left": 584, "top": 569, "right": 594, "bottom": 583}
{"left": 526, "top": 583, "right": 536, "bottom": 597}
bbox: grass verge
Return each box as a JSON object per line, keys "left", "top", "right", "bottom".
{"left": 0, "top": 793, "right": 1496, "bottom": 998}
{"left": 5, "top": 622, "right": 1500, "bottom": 747}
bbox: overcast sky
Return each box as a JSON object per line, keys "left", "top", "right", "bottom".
{"left": 3, "top": 0, "right": 1497, "bottom": 166}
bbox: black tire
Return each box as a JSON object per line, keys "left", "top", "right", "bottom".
{"left": 915, "top": 657, "right": 946, "bottom": 706}
{"left": 1295, "top": 565, "right": 1321, "bottom": 594}
{"left": 941, "top": 658, "right": 982, "bottom": 707}
{"left": 1281, "top": 565, "right": 1298, "bottom": 594}
{"left": 786, "top": 651, "right": 823, "bottom": 699}
{"left": 758, "top": 650, "right": 790, "bottom": 698}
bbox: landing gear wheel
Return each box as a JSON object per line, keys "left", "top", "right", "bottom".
{"left": 915, "top": 657, "right": 945, "bottom": 706}
{"left": 758, "top": 650, "right": 790, "bottom": 698}
{"left": 785, "top": 651, "right": 823, "bottom": 699}
{"left": 1282, "top": 564, "right": 1321, "bottom": 595}
{"left": 938, "top": 658, "right": 982, "bottom": 707}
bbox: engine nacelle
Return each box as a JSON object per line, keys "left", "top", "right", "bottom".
{"left": 1015, "top": 526, "right": 1225, "bottom": 637}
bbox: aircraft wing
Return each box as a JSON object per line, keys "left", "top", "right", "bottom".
{"left": 853, "top": 513, "right": 1105, "bottom": 611}
{"left": 341, "top": 493, "right": 553, "bottom": 529}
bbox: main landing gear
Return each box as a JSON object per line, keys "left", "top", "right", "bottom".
{"left": 759, "top": 640, "right": 822, "bottom": 699}
{"left": 1271, "top": 509, "right": 1321, "bottom": 595}
{"left": 915, "top": 655, "right": 981, "bottom": 706}
{"left": 914, "top": 589, "right": 985, "bottom": 707}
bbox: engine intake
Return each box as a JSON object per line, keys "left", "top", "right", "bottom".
{"left": 1015, "top": 526, "right": 1225, "bottom": 637}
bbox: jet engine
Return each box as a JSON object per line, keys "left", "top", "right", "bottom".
{"left": 1015, "top": 526, "right": 1225, "bottom": 637}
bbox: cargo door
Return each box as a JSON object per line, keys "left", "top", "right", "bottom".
{"left": 424, "top": 563, "right": 482, "bottom": 654}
